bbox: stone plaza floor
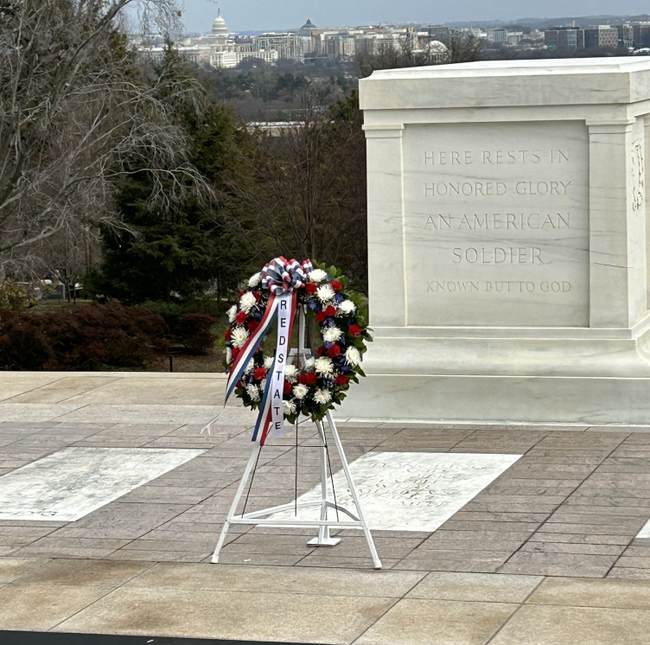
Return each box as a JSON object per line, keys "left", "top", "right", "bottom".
{"left": 3, "top": 372, "right": 650, "bottom": 643}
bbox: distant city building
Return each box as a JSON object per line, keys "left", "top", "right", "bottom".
{"left": 487, "top": 28, "right": 507, "bottom": 44}
{"left": 422, "top": 40, "right": 448, "bottom": 62}
{"left": 543, "top": 27, "right": 585, "bottom": 50}
{"left": 211, "top": 46, "right": 279, "bottom": 69}
{"left": 136, "top": 12, "right": 650, "bottom": 71}
{"left": 506, "top": 32, "right": 524, "bottom": 46}
{"left": 584, "top": 25, "right": 619, "bottom": 49}
{"left": 321, "top": 33, "right": 357, "bottom": 58}
{"left": 633, "top": 23, "right": 650, "bottom": 48}
{"left": 618, "top": 24, "right": 634, "bottom": 49}
{"left": 255, "top": 33, "right": 305, "bottom": 61}
{"left": 247, "top": 121, "right": 304, "bottom": 136}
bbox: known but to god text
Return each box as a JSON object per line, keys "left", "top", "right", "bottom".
{"left": 426, "top": 280, "right": 572, "bottom": 294}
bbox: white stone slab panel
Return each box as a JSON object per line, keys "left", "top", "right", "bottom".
{"left": 403, "top": 121, "right": 589, "bottom": 327}
{"left": 0, "top": 447, "right": 204, "bottom": 521}
{"left": 636, "top": 520, "right": 650, "bottom": 538}
{"left": 269, "top": 451, "right": 521, "bottom": 532}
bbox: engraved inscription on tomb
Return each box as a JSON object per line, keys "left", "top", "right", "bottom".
{"left": 403, "top": 122, "right": 589, "bottom": 327}
{"left": 632, "top": 140, "right": 645, "bottom": 214}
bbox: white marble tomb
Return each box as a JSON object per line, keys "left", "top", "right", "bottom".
{"left": 348, "top": 58, "right": 650, "bottom": 424}
{"left": 0, "top": 447, "right": 204, "bottom": 521}
{"left": 269, "top": 451, "right": 521, "bottom": 532}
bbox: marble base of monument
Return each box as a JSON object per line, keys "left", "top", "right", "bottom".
{"left": 345, "top": 326, "right": 650, "bottom": 424}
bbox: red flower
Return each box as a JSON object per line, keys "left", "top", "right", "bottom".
{"left": 331, "top": 279, "right": 342, "bottom": 291}
{"left": 235, "top": 311, "right": 247, "bottom": 325}
{"left": 348, "top": 323, "right": 363, "bottom": 337}
{"left": 328, "top": 344, "right": 341, "bottom": 358}
{"left": 299, "top": 372, "right": 317, "bottom": 385}
{"left": 224, "top": 327, "right": 231, "bottom": 340}
{"left": 306, "top": 283, "right": 317, "bottom": 294}
{"left": 317, "top": 306, "right": 336, "bottom": 322}
{"left": 283, "top": 380, "right": 293, "bottom": 396}
{"left": 315, "top": 346, "right": 326, "bottom": 356}
{"left": 254, "top": 367, "right": 266, "bottom": 381}
{"left": 248, "top": 320, "right": 260, "bottom": 333}
{"left": 335, "top": 375, "right": 349, "bottom": 386}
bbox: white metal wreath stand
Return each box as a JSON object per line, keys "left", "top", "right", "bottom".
{"left": 211, "top": 308, "right": 382, "bottom": 569}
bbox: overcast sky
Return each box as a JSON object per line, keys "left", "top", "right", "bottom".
{"left": 176, "top": 0, "right": 650, "bottom": 32}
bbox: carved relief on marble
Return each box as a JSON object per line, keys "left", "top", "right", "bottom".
{"left": 632, "top": 140, "right": 645, "bottom": 213}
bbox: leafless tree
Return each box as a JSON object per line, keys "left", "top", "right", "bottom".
{"left": 248, "top": 91, "right": 368, "bottom": 289}
{"left": 0, "top": 0, "right": 209, "bottom": 276}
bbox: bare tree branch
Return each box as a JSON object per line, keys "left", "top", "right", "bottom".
{"left": 0, "top": 0, "right": 205, "bottom": 276}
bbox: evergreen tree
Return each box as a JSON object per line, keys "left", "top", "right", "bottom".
{"left": 90, "top": 48, "right": 261, "bottom": 303}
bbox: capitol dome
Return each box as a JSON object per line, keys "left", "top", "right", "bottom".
{"left": 212, "top": 9, "right": 228, "bottom": 35}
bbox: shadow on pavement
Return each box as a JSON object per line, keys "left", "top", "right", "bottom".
{"left": 0, "top": 632, "right": 325, "bottom": 645}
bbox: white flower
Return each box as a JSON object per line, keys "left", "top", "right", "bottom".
{"left": 284, "top": 364, "right": 298, "bottom": 382}
{"left": 293, "top": 383, "right": 308, "bottom": 399}
{"left": 225, "top": 347, "right": 232, "bottom": 365}
{"left": 313, "top": 388, "right": 332, "bottom": 405}
{"left": 317, "top": 284, "right": 335, "bottom": 303}
{"left": 227, "top": 305, "right": 237, "bottom": 323}
{"left": 315, "top": 356, "right": 333, "bottom": 376}
{"left": 239, "top": 291, "right": 257, "bottom": 313}
{"left": 246, "top": 384, "right": 260, "bottom": 401}
{"left": 231, "top": 326, "right": 249, "bottom": 349}
{"left": 283, "top": 399, "right": 297, "bottom": 415}
{"left": 304, "top": 357, "right": 316, "bottom": 370}
{"left": 248, "top": 272, "right": 261, "bottom": 287}
{"left": 345, "top": 346, "right": 361, "bottom": 366}
{"left": 338, "top": 299, "right": 356, "bottom": 316}
{"left": 322, "top": 326, "right": 343, "bottom": 343}
{"left": 308, "top": 269, "right": 328, "bottom": 283}
{"left": 244, "top": 358, "right": 255, "bottom": 374}
{"left": 264, "top": 355, "right": 275, "bottom": 370}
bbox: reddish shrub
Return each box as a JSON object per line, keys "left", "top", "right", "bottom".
{"left": 0, "top": 303, "right": 169, "bottom": 370}
{"left": 176, "top": 312, "right": 217, "bottom": 355}
{"left": 0, "top": 311, "right": 52, "bottom": 369}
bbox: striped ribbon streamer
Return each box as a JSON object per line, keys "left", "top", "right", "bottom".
{"left": 225, "top": 257, "right": 312, "bottom": 445}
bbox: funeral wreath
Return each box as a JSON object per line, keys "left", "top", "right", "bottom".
{"left": 223, "top": 257, "right": 371, "bottom": 444}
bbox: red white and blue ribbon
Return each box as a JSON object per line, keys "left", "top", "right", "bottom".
{"left": 225, "top": 257, "right": 313, "bottom": 445}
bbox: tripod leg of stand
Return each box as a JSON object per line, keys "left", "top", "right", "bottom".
{"left": 211, "top": 444, "right": 259, "bottom": 564}
{"left": 307, "top": 421, "right": 341, "bottom": 547}
{"left": 326, "top": 411, "right": 382, "bottom": 569}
